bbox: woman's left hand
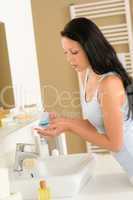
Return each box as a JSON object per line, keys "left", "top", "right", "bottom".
{"left": 34, "top": 117, "right": 71, "bottom": 138}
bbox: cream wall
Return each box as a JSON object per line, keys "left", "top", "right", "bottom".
{"left": 31, "top": 0, "right": 88, "bottom": 154}
{"left": 31, "top": 0, "right": 133, "bottom": 154}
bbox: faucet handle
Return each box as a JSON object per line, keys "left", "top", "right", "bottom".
{"left": 16, "top": 143, "right": 35, "bottom": 153}
{"left": 16, "top": 143, "right": 25, "bottom": 152}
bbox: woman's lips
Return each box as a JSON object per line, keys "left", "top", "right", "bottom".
{"left": 72, "top": 65, "right": 78, "bottom": 69}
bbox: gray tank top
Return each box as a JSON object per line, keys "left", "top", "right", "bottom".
{"left": 81, "top": 70, "right": 133, "bottom": 178}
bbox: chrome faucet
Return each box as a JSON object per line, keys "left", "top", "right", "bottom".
{"left": 14, "top": 134, "right": 41, "bottom": 172}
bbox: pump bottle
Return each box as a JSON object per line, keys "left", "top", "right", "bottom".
{"left": 38, "top": 180, "right": 51, "bottom": 200}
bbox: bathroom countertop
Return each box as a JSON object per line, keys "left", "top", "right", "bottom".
{"left": 56, "top": 154, "right": 133, "bottom": 200}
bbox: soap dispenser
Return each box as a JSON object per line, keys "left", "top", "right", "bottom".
{"left": 38, "top": 180, "right": 51, "bottom": 200}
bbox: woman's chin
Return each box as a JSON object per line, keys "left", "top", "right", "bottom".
{"left": 72, "top": 65, "right": 85, "bottom": 72}
{"left": 74, "top": 68, "right": 80, "bottom": 72}
{"left": 74, "top": 68, "right": 84, "bottom": 72}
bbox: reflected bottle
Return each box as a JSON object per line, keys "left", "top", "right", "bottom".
{"left": 38, "top": 180, "right": 51, "bottom": 200}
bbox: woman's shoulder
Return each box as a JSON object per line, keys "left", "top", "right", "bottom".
{"left": 99, "top": 72, "right": 125, "bottom": 99}
{"left": 100, "top": 73, "right": 124, "bottom": 89}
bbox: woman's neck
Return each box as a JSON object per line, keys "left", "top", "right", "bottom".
{"left": 87, "top": 68, "right": 102, "bottom": 81}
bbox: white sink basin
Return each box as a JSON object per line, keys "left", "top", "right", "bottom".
{"left": 9, "top": 153, "right": 96, "bottom": 199}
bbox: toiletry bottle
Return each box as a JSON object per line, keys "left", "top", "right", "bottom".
{"left": 38, "top": 180, "right": 51, "bottom": 200}
{"left": 38, "top": 112, "right": 49, "bottom": 127}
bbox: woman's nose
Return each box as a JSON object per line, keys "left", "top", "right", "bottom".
{"left": 66, "top": 53, "right": 74, "bottom": 63}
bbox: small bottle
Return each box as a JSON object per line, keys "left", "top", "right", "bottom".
{"left": 38, "top": 180, "right": 51, "bottom": 200}
{"left": 52, "top": 149, "right": 59, "bottom": 156}
{"left": 38, "top": 112, "right": 49, "bottom": 127}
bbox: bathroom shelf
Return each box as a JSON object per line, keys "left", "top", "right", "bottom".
{"left": 0, "top": 115, "right": 39, "bottom": 140}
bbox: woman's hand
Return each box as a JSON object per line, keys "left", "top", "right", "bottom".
{"left": 49, "top": 112, "right": 57, "bottom": 120}
{"left": 35, "top": 117, "right": 72, "bottom": 138}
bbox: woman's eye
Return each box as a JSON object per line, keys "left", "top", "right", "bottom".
{"left": 63, "top": 50, "right": 79, "bottom": 55}
{"left": 71, "top": 51, "right": 79, "bottom": 55}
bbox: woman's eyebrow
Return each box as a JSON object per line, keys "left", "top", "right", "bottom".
{"left": 63, "top": 48, "right": 80, "bottom": 52}
{"left": 69, "top": 48, "right": 80, "bottom": 51}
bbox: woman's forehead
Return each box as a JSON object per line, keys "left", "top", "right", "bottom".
{"left": 61, "top": 37, "right": 81, "bottom": 49}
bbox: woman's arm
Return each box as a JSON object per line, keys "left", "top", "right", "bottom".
{"left": 35, "top": 75, "right": 126, "bottom": 152}
{"left": 69, "top": 75, "right": 126, "bottom": 152}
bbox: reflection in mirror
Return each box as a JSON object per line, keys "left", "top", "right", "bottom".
{"left": 0, "top": 22, "right": 14, "bottom": 109}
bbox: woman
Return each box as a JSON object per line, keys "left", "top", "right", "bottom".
{"left": 36, "top": 18, "right": 133, "bottom": 183}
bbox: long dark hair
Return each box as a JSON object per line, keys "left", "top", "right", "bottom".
{"left": 61, "top": 17, "right": 133, "bottom": 120}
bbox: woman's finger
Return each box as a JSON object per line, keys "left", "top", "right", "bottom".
{"left": 39, "top": 134, "right": 51, "bottom": 140}
{"left": 49, "top": 112, "right": 57, "bottom": 120}
{"left": 49, "top": 118, "right": 59, "bottom": 124}
{"left": 35, "top": 127, "right": 57, "bottom": 136}
{"left": 48, "top": 123, "right": 57, "bottom": 129}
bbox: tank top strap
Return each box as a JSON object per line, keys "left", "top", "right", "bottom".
{"left": 98, "top": 72, "right": 115, "bottom": 83}
{"left": 83, "top": 70, "right": 116, "bottom": 102}
{"left": 83, "top": 68, "right": 90, "bottom": 97}
{"left": 95, "top": 72, "right": 116, "bottom": 102}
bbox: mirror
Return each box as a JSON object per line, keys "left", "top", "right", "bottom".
{"left": 0, "top": 22, "right": 14, "bottom": 109}
{"left": 0, "top": 0, "right": 42, "bottom": 110}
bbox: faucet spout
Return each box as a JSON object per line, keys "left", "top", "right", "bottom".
{"left": 14, "top": 149, "right": 38, "bottom": 172}
{"left": 14, "top": 134, "right": 41, "bottom": 172}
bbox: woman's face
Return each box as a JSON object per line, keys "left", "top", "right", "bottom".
{"left": 61, "top": 37, "right": 90, "bottom": 72}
